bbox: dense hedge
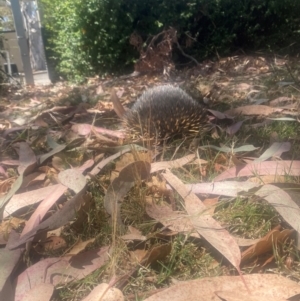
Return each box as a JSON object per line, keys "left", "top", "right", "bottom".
{"left": 38, "top": 0, "right": 300, "bottom": 82}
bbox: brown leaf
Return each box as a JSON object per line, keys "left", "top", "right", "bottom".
{"left": 58, "top": 169, "right": 86, "bottom": 193}
{"left": 3, "top": 184, "right": 64, "bottom": 219}
{"left": 151, "top": 154, "right": 195, "bottom": 173}
{"left": 16, "top": 142, "right": 37, "bottom": 175}
{"left": 225, "top": 105, "right": 283, "bottom": 116}
{"left": 20, "top": 184, "right": 67, "bottom": 239}
{"left": 269, "top": 97, "right": 292, "bottom": 106}
{"left": 143, "top": 274, "right": 300, "bottom": 301}
{"left": 163, "top": 170, "right": 241, "bottom": 274}
{"left": 89, "top": 146, "right": 134, "bottom": 176}
{"left": 185, "top": 181, "right": 259, "bottom": 197}
{"left": 22, "top": 172, "right": 46, "bottom": 188}
{"left": 104, "top": 161, "right": 151, "bottom": 226}
{"left": 34, "top": 236, "right": 67, "bottom": 253}
{"left": 21, "top": 284, "right": 54, "bottom": 301}
{"left": 130, "top": 249, "right": 148, "bottom": 263}
{"left": 142, "top": 243, "right": 172, "bottom": 266}
{"left": 65, "top": 238, "right": 95, "bottom": 256}
{"left": 15, "top": 246, "right": 109, "bottom": 301}
{"left": 111, "top": 89, "right": 126, "bottom": 118}
{"left": 51, "top": 156, "right": 65, "bottom": 171}
{"left": 0, "top": 231, "right": 23, "bottom": 295}
{"left": 81, "top": 283, "right": 124, "bottom": 301}
{"left": 0, "top": 217, "right": 25, "bottom": 245}
{"left": 254, "top": 185, "right": 300, "bottom": 234}
{"left": 241, "top": 227, "right": 294, "bottom": 263}
{"left": 248, "top": 175, "right": 286, "bottom": 184}
{"left": 8, "top": 187, "right": 86, "bottom": 250}
{"left": 146, "top": 201, "right": 196, "bottom": 235}
{"left": 202, "top": 197, "right": 219, "bottom": 215}
{"left": 214, "top": 160, "right": 300, "bottom": 181}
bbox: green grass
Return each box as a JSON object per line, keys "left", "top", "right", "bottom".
{"left": 214, "top": 197, "right": 282, "bottom": 239}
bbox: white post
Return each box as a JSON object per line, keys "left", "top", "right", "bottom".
{"left": 10, "top": 0, "right": 34, "bottom": 85}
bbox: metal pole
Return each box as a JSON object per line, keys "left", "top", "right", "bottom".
{"left": 10, "top": 0, "right": 34, "bottom": 85}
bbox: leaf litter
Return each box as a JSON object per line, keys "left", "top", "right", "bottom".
{"left": 1, "top": 55, "right": 300, "bottom": 300}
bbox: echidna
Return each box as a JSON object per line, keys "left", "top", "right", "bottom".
{"left": 123, "top": 85, "right": 209, "bottom": 142}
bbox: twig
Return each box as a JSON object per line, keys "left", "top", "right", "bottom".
{"left": 174, "top": 34, "right": 201, "bottom": 66}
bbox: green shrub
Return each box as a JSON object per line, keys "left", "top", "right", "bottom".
{"left": 39, "top": 0, "right": 300, "bottom": 82}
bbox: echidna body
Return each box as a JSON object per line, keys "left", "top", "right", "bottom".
{"left": 123, "top": 85, "right": 209, "bottom": 142}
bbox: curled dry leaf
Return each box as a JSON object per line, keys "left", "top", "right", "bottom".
{"left": 141, "top": 243, "right": 172, "bottom": 266}
{"left": 241, "top": 227, "right": 294, "bottom": 263}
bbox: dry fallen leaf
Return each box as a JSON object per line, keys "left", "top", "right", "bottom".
{"left": 0, "top": 217, "right": 25, "bottom": 245}
{"left": 214, "top": 160, "right": 300, "bottom": 181}
{"left": 65, "top": 238, "right": 95, "bottom": 256}
{"left": 151, "top": 154, "right": 195, "bottom": 173}
{"left": 15, "top": 246, "right": 109, "bottom": 301}
{"left": 241, "top": 227, "right": 294, "bottom": 263}
{"left": 163, "top": 170, "right": 242, "bottom": 274}
{"left": 21, "top": 283, "right": 54, "bottom": 301}
{"left": 81, "top": 283, "right": 124, "bottom": 301}
{"left": 143, "top": 274, "right": 300, "bottom": 301}
{"left": 34, "top": 236, "right": 67, "bottom": 253}
{"left": 224, "top": 105, "right": 283, "bottom": 116}
{"left": 104, "top": 160, "right": 151, "bottom": 226}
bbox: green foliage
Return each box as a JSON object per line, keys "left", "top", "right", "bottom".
{"left": 39, "top": 0, "right": 300, "bottom": 82}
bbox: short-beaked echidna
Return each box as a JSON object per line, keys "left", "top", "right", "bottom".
{"left": 123, "top": 85, "right": 209, "bottom": 142}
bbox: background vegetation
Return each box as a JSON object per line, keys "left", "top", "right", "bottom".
{"left": 38, "top": 0, "right": 300, "bottom": 81}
